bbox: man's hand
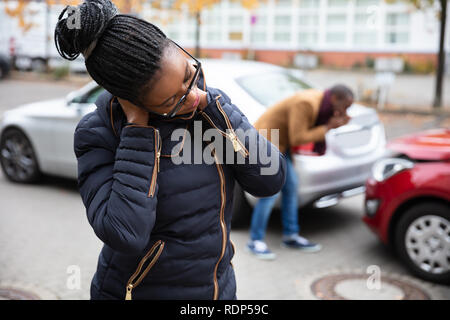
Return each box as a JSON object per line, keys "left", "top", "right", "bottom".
{"left": 326, "top": 114, "right": 350, "bottom": 130}
{"left": 117, "top": 98, "right": 149, "bottom": 126}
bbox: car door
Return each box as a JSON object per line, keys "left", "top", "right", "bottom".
{"left": 50, "top": 85, "right": 103, "bottom": 179}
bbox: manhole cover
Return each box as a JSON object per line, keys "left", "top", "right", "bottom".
{"left": 0, "top": 287, "right": 40, "bottom": 300}
{"left": 311, "top": 273, "right": 431, "bottom": 300}
{"left": 0, "top": 282, "right": 59, "bottom": 300}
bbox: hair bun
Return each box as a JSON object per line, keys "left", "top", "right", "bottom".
{"left": 54, "top": 0, "right": 118, "bottom": 61}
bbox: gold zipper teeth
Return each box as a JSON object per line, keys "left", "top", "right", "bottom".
{"left": 148, "top": 129, "right": 160, "bottom": 197}
{"left": 212, "top": 149, "right": 227, "bottom": 300}
{"left": 125, "top": 240, "right": 165, "bottom": 300}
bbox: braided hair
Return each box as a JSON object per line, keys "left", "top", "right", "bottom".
{"left": 54, "top": 0, "right": 170, "bottom": 107}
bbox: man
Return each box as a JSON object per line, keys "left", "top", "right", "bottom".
{"left": 247, "top": 84, "right": 354, "bottom": 260}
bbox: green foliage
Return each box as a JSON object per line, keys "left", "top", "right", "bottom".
{"left": 52, "top": 65, "right": 69, "bottom": 80}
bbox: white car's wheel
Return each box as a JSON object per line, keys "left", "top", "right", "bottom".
{"left": 0, "top": 128, "right": 41, "bottom": 183}
{"left": 395, "top": 202, "right": 450, "bottom": 284}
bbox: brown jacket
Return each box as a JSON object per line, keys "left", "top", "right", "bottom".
{"left": 254, "top": 89, "right": 328, "bottom": 154}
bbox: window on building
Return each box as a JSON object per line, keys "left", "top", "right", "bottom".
{"left": 274, "top": 32, "right": 291, "bottom": 43}
{"left": 251, "top": 32, "right": 267, "bottom": 43}
{"left": 187, "top": 31, "right": 196, "bottom": 40}
{"left": 168, "top": 31, "right": 180, "bottom": 41}
{"left": 326, "top": 32, "right": 346, "bottom": 43}
{"left": 274, "top": 15, "right": 291, "bottom": 26}
{"left": 251, "top": 15, "right": 267, "bottom": 27}
{"left": 299, "top": 14, "right": 319, "bottom": 26}
{"left": 276, "top": 0, "right": 292, "bottom": 7}
{"left": 327, "top": 14, "right": 347, "bottom": 26}
{"left": 299, "top": 0, "right": 320, "bottom": 9}
{"left": 203, "top": 14, "right": 222, "bottom": 26}
{"left": 228, "top": 15, "right": 244, "bottom": 26}
{"left": 299, "top": 32, "right": 318, "bottom": 45}
{"left": 354, "top": 13, "right": 372, "bottom": 27}
{"left": 206, "top": 32, "right": 221, "bottom": 42}
{"left": 353, "top": 32, "right": 377, "bottom": 45}
{"left": 355, "top": 0, "right": 378, "bottom": 7}
{"left": 385, "top": 32, "right": 409, "bottom": 44}
{"left": 386, "top": 13, "right": 409, "bottom": 26}
{"left": 328, "top": 0, "right": 347, "bottom": 7}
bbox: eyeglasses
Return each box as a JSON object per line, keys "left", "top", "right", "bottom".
{"left": 151, "top": 40, "right": 202, "bottom": 118}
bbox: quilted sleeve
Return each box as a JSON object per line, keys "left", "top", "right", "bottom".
{"left": 74, "top": 115, "right": 161, "bottom": 255}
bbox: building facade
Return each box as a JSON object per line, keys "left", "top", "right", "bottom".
{"left": 149, "top": 0, "right": 449, "bottom": 69}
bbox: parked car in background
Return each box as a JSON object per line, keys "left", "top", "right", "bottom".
{"left": 0, "top": 53, "right": 11, "bottom": 79}
{"left": 0, "top": 59, "right": 386, "bottom": 227}
{"left": 364, "top": 128, "right": 450, "bottom": 284}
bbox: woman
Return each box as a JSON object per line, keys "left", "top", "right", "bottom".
{"left": 55, "top": 0, "right": 286, "bottom": 300}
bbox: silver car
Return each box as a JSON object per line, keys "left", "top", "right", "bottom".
{"left": 0, "top": 59, "right": 386, "bottom": 226}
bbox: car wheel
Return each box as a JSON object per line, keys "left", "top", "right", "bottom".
{"left": 0, "top": 128, "right": 41, "bottom": 183}
{"left": 395, "top": 202, "right": 450, "bottom": 284}
{"left": 31, "top": 58, "right": 47, "bottom": 73}
{"left": 231, "top": 184, "right": 253, "bottom": 229}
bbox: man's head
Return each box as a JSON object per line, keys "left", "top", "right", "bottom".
{"left": 329, "top": 85, "right": 354, "bottom": 117}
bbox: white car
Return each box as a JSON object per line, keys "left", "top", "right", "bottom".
{"left": 0, "top": 59, "right": 386, "bottom": 226}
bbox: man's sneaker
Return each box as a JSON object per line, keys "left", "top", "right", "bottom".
{"left": 281, "top": 234, "right": 322, "bottom": 253}
{"left": 246, "top": 240, "right": 276, "bottom": 260}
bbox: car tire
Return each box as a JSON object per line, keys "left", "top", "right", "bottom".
{"left": 395, "top": 201, "right": 450, "bottom": 284}
{"left": 0, "top": 128, "right": 42, "bottom": 183}
{"left": 231, "top": 184, "right": 253, "bottom": 229}
{"left": 0, "top": 57, "right": 10, "bottom": 79}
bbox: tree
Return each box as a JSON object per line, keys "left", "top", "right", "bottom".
{"left": 168, "top": 0, "right": 261, "bottom": 57}
{"left": 387, "top": 0, "right": 448, "bottom": 109}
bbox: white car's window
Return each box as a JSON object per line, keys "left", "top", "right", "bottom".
{"left": 236, "top": 71, "right": 312, "bottom": 107}
{"left": 71, "top": 86, "right": 105, "bottom": 104}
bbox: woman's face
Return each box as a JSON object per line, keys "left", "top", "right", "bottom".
{"left": 140, "top": 44, "right": 208, "bottom": 116}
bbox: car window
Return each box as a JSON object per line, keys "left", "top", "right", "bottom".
{"left": 85, "top": 86, "right": 105, "bottom": 104}
{"left": 71, "top": 86, "right": 104, "bottom": 104}
{"left": 236, "top": 71, "right": 312, "bottom": 107}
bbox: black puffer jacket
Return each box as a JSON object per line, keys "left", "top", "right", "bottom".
{"left": 74, "top": 73, "right": 286, "bottom": 300}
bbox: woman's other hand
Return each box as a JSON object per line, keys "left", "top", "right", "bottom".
{"left": 117, "top": 98, "right": 149, "bottom": 126}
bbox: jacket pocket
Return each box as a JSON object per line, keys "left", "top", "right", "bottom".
{"left": 125, "top": 240, "right": 165, "bottom": 300}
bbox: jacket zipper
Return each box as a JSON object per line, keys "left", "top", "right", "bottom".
{"left": 214, "top": 98, "right": 249, "bottom": 158}
{"left": 212, "top": 149, "right": 227, "bottom": 300}
{"left": 148, "top": 129, "right": 161, "bottom": 198}
{"left": 199, "top": 98, "right": 249, "bottom": 159}
{"left": 125, "top": 240, "right": 165, "bottom": 300}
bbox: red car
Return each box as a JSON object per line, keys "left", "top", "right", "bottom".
{"left": 364, "top": 128, "right": 450, "bottom": 284}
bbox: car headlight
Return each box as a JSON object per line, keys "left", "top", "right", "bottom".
{"left": 371, "top": 158, "right": 414, "bottom": 182}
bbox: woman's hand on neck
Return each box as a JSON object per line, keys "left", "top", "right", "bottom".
{"left": 117, "top": 97, "right": 149, "bottom": 126}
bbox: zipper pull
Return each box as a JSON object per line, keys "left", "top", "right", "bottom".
{"left": 229, "top": 132, "right": 242, "bottom": 153}
{"left": 157, "top": 151, "right": 161, "bottom": 173}
{"left": 125, "top": 284, "right": 133, "bottom": 300}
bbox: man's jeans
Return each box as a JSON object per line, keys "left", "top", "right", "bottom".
{"left": 249, "top": 152, "right": 299, "bottom": 241}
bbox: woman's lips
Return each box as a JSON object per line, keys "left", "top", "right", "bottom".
{"left": 192, "top": 91, "right": 200, "bottom": 109}
{"left": 185, "top": 90, "right": 200, "bottom": 112}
